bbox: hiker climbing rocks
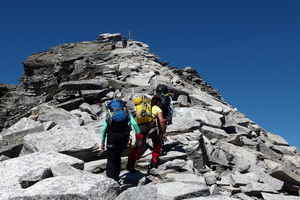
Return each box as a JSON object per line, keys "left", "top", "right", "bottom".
{"left": 155, "top": 84, "right": 173, "bottom": 155}
{"left": 126, "top": 94, "right": 167, "bottom": 173}
{"left": 122, "top": 36, "right": 127, "bottom": 48}
{"left": 156, "top": 84, "right": 173, "bottom": 126}
{"left": 155, "top": 84, "right": 173, "bottom": 136}
{"left": 101, "top": 99, "right": 141, "bottom": 182}
{"left": 111, "top": 39, "right": 116, "bottom": 50}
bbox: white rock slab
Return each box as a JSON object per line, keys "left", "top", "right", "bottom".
{"left": 156, "top": 181, "right": 210, "bottom": 199}
{"left": 168, "top": 107, "right": 223, "bottom": 133}
{"left": 165, "top": 173, "right": 206, "bottom": 185}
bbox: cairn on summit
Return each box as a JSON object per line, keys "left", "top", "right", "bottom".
{"left": 0, "top": 33, "right": 299, "bottom": 200}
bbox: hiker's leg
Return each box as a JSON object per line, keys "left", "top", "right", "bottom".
{"left": 114, "top": 133, "right": 129, "bottom": 179}
{"left": 106, "top": 146, "right": 118, "bottom": 181}
{"left": 106, "top": 131, "right": 126, "bottom": 181}
{"left": 128, "top": 147, "right": 141, "bottom": 162}
{"left": 128, "top": 124, "right": 148, "bottom": 161}
{"left": 149, "top": 131, "right": 161, "bottom": 167}
{"left": 152, "top": 143, "right": 161, "bottom": 164}
{"left": 127, "top": 134, "right": 147, "bottom": 172}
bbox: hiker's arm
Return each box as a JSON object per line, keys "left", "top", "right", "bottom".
{"left": 101, "top": 120, "right": 108, "bottom": 149}
{"left": 129, "top": 113, "right": 141, "bottom": 134}
{"left": 157, "top": 112, "right": 167, "bottom": 141}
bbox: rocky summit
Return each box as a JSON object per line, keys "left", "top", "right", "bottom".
{"left": 0, "top": 32, "right": 299, "bottom": 200}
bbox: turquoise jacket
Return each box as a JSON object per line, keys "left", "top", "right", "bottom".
{"left": 101, "top": 113, "right": 140, "bottom": 143}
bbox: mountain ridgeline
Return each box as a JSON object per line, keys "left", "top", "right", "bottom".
{"left": 0, "top": 33, "right": 299, "bottom": 199}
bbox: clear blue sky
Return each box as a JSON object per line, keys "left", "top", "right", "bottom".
{"left": 1, "top": 0, "right": 299, "bottom": 149}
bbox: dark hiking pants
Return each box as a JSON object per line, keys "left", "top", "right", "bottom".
{"left": 128, "top": 122, "right": 161, "bottom": 163}
{"left": 106, "top": 131, "right": 129, "bottom": 181}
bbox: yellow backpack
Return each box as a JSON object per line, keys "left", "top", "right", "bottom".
{"left": 133, "top": 96, "right": 154, "bottom": 124}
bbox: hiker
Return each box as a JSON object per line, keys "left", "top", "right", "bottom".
{"left": 155, "top": 84, "right": 173, "bottom": 129}
{"left": 100, "top": 99, "right": 142, "bottom": 182}
{"left": 126, "top": 94, "right": 167, "bottom": 173}
{"left": 111, "top": 40, "right": 116, "bottom": 50}
{"left": 155, "top": 85, "right": 173, "bottom": 155}
{"left": 122, "top": 36, "right": 127, "bottom": 48}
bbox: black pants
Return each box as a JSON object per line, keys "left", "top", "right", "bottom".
{"left": 106, "top": 131, "right": 129, "bottom": 181}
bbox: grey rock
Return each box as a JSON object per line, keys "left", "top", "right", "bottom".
{"left": 257, "top": 142, "right": 282, "bottom": 160}
{"left": 266, "top": 132, "right": 290, "bottom": 146}
{"left": 79, "top": 102, "right": 99, "bottom": 116}
{"left": 0, "top": 151, "right": 84, "bottom": 200}
{"left": 270, "top": 165, "right": 300, "bottom": 187}
{"left": 98, "top": 32, "right": 121, "bottom": 41}
{"left": 51, "top": 162, "right": 89, "bottom": 177}
{"left": 1, "top": 117, "right": 44, "bottom": 136}
{"left": 224, "top": 110, "right": 251, "bottom": 127}
{"left": 70, "top": 110, "right": 94, "bottom": 125}
{"left": 37, "top": 107, "right": 83, "bottom": 128}
{"left": 126, "top": 71, "right": 156, "bottom": 86}
{"left": 218, "top": 141, "right": 261, "bottom": 165}
{"left": 223, "top": 124, "right": 252, "bottom": 135}
{"left": 80, "top": 89, "right": 111, "bottom": 102}
{"left": 159, "top": 150, "right": 187, "bottom": 164}
{"left": 230, "top": 172, "right": 259, "bottom": 187}
{"left": 177, "top": 94, "right": 190, "bottom": 107}
{"left": 261, "top": 193, "right": 300, "bottom": 200}
{"left": 168, "top": 107, "right": 223, "bottom": 133}
{"left": 158, "top": 159, "right": 187, "bottom": 171}
{"left": 156, "top": 181, "right": 210, "bottom": 199}
{"left": 190, "top": 91, "right": 230, "bottom": 112}
{"left": 42, "top": 121, "right": 56, "bottom": 130}
{"left": 188, "top": 195, "right": 239, "bottom": 200}
{"left": 22, "top": 127, "right": 99, "bottom": 162}
{"left": 0, "top": 117, "right": 45, "bottom": 156}
{"left": 232, "top": 193, "right": 255, "bottom": 200}
{"left": 10, "top": 173, "right": 120, "bottom": 200}
{"left": 234, "top": 158, "right": 251, "bottom": 173}
{"left": 0, "top": 154, "right": 10, "bottom": 161}
{"left": 282, "top": 155, "right": 300, "bottom": 169}
{"left": 19, "top": 167, "right": 52, "bottom": 189}
{"left": 201, "top": 125, "right": 229, "bottom": 140}
{"left": 204, "top": 171, "right": 217, "bottom": 185}
{"left": 258, "top": 171, "right": 284, "bottom": 191}
{"left": 240, "top": 182, "right": 278, "bottom": 197}
{"left": 55, "top": 98, "right": 84, "bottom": 111}
{"left": 60, "top": 78, "right": 109, "bottom": 91}
{"left": 271, "top": 145, "right": 298, "bottom": 155}
{"left": 116, "top": 185, "right": 157, "bottom": 200}
{"left": 209, "top": 184, "right": 219, "bottom": 195}
{"left": 84, "top": 159, "right": 107, "bottom": 173}
{"left": 165, "top": 172, "right": 206, "bottom": 185}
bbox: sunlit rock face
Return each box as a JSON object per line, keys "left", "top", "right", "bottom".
{"left": 0, "top": 33, "right": 299, "bottom": 199}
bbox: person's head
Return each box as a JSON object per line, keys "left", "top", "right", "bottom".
{"left": 156, "top": 84, "right": 168, "bottom": 94}
{"left": 151, "top": 94, "right": 162, "bottom": 106}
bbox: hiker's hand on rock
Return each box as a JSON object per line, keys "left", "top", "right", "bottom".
{"left": 100, "top": 143, "right": 105, "bottom": 150}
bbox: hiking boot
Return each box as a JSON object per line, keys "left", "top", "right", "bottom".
{"left": 149, "top": 158, "right": 159, "bottom": 169}
{"left": 147, "top": 158, "right": 160, "bottom": 175}
{"left": 147, "top": 158, "right": 160, "bottom": 173}
{"left": 126, "top": 161, "right": 137, "bottom": 173}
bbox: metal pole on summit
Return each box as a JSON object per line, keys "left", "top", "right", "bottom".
{"left": 127, "top": 30, "right": 133, "bottom": 40}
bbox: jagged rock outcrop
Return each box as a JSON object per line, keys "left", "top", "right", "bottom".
{"left": 0, "top": 33, "right": 299, "bottom": 199}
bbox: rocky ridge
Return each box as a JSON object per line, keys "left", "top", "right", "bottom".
{"left": 0, "top": 33, "right": 299, "bottom": 199}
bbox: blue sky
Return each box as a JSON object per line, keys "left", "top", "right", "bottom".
{"left": 1, "top": 0, "right": 299, "bottom": 149}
